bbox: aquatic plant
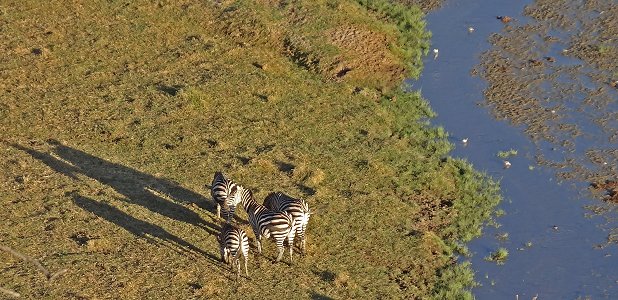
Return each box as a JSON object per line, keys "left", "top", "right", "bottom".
{"left": 497, "top": 149, "right": 518, "bottom": 158}
{"left": 486, "top": 247, "right": 509, "bottom": 264}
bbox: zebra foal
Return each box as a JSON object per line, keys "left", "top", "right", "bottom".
{"left": 230, "top": 185, "right": 295, "bottom": 263}
{"left": 219, "top": 223, "right": 249, "bottom": 279}
{"left": 263, "top": 192, "right": 310, "bottom": 255}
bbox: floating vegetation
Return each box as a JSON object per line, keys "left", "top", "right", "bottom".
{"left": 485, "top": 247, "right": 509, "bottom": 264}
{"left": 497, "top": 149, "right": 518, "bottom": 158}
{"left": 495, "top": 232, "right": 509, "bottom": 241}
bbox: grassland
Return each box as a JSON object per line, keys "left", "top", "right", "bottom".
{"left": 0, "top": 0, "right": 500, "bottom": 299}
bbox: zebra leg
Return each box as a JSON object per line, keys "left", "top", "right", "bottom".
{"left": 241, "top": 237, "right": 249, "bottom": 277}
{"left": 230, "top": 257, "right": 236, "bottom": 280}
{"left": 221, "top": 247, "right": 230, "bottom": 264}
{"left": 301, "top": 223, "right": 308, "bottom": 255}
{"left": 255, "top": 235, "right": 262, "bottom": 254}
{"left": 275, "top": 241, "right": 285, "bottom": 263}
{"left": 235, "top": 257, "right": 241, "bottom": 281}
{"left": 243, "top": 254, "right": 249, "bottom": 277}
{"left": 298, "top": 228, "right": 306, "bottom": 255}
{"left": 226, "top": 206, "right": 235, "bottom": 223}
{"left": 301, "top": 236, "right": 306, "bottom": 256}
{"left": 287, "top": 230, "right": 296, "bottom": 263}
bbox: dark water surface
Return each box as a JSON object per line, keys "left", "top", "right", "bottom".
{"left": 410, "top": 0, "right": 618, "bottom": 298}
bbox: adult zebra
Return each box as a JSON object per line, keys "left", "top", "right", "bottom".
{"left": 263, "top": 192, "right": 310, "bottom": 255}
{"left": 230, "top": 185, "right": 295, "bottom": 263}
{"left": 210, "top": 172, "right": 238, "bottom": 223}
{"left": 219, "top": 223, "right": 249, "bottom": 279}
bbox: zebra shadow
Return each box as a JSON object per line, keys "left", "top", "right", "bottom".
{"left": 11, "top": 140, "right": 223, "bottom": 258}
{"left": 12, "top": 140, "right": 218, "bottom": 233}
{"left": 72, "top": 194, "right": 222, "bottom": 266}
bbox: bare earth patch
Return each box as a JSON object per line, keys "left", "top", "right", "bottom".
{"left": 328, "top": 25, "right": 406, "bottom": 84}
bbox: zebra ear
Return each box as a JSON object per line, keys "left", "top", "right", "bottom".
{"left": 230, "top": 185, "right": 238, "bottom": 195}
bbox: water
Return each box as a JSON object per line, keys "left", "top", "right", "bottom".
{"left": 409, "top": 0, "right": 618, "bottom": 298}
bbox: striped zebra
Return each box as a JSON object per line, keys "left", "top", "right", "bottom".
{"left": 230, "top": 185, "right": 295, "bottom": 263}
{"left": 210, "top": 172, "right": 238, "bottom": 223}
{"left": 263, "top": 192, "right": 310, "bottom": 255}
{"left": 219, "top": 223, "right": 249, "bottom": 279}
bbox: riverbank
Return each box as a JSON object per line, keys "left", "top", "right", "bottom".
{"left": 0, "top": 1, "right": 499, "bottom": 298}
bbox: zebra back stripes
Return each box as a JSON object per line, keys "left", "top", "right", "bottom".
{"left": 210, "top": 172, "right": 239, "bottom": 222}
{"left": 231, "top": 185, "right": 295, "bottom": 263}
{"left": 219, "top": 223, "right": 249, "bottom": 279}
{"left": 263, "top": 192, "right": 311, "bottom": 255}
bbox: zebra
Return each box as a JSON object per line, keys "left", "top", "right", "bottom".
{"left": 230, "top": 185, "right": 295, "bottom": 263}
{"left": 263, "top": 192, "right": 310, "bottom": 255}
{"left": 219, "top": 223, "right": 249, "bottom": 279}
{"left": 210, "top": 172, "right": 239, "bottom": 223}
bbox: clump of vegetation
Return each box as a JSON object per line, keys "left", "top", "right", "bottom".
{"left": 486, "top": 248, "right": 509, "bottom": 264}
{"left": 598, "top": 43, "right": 614, "bottom": 55}
{"left": 497, "top": 149, "right": 518, "bottom": 158}
{"left": 496, "top": 232, "right": 509, "bottom": 241}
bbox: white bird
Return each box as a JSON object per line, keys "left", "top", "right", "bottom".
{"left": 433, "top": 48, "right": 439, "bottom": 60}
{"left": 503, "top": 161, "right": 512, "bottom": 168}
{"left": 462, "top": 138, "right": 469, "bottom": 144}
{"left": 468, "top": 27, "right": 475, "bottom": 33}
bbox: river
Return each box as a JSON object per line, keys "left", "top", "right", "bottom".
{"left": 410, "top": 0, "right": 618, "bottom": 298}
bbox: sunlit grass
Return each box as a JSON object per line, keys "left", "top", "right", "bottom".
{"left": 0, "top": 0, "right": 501, "bottom": 298}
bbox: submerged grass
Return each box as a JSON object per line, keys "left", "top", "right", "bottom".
{"left": 0, "top": 0, "right": 500, "bottom": 298}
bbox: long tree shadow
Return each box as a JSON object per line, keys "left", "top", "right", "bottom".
{"left": 12, "top": 140, "right": 219, "bottom": 236}
{"left": 72, "top": 194, "right": 221, "bottom": 266}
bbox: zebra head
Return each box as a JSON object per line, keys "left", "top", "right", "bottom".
{"left": 227, "top": 185, "right": 240, "bottom": 206}
{"left": 213, "top": 171, "right": 224, "bottom": 180}
{"left": 229, "top": 184, "right": 255, "bottom": 210}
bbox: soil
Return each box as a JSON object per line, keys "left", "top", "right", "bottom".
{"left": 476, "top": 0, "right": 618, "bottom": 242}
{"left": 327, "top": 25, "right": 406, "bottom": 83}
